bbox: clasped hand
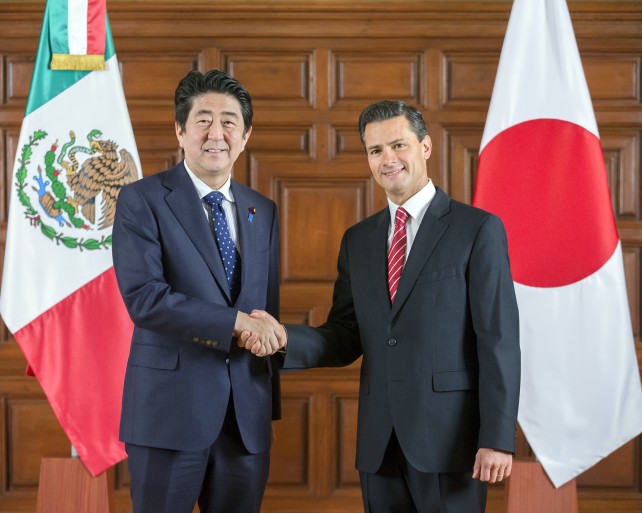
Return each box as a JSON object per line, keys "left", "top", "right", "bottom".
{"left": 234, "top": 310, "right": 286, "bottom": 357}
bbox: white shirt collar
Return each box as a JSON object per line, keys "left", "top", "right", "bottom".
{"left": 387, "top": 179, "right": 436, "bottom": 223}
{"left": 183, "top": 160, "right": 235, "bottom": 203}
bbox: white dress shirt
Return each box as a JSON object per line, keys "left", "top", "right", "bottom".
{"left": 184, "top": 162, "right": 240, "bottom": 251}
{"left": 387, "top": 180, "right": 437, "bottom": 266}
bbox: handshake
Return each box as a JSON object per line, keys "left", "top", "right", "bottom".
{"left": 234, "top": 310, "right": 287, "bottom": 357}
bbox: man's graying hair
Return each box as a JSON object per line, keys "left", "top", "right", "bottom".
{"left": 358, "top": 100, "right": 427, "bottom": 149}
{"left": 175, "top": 69, "right": 253, "bottom": 136}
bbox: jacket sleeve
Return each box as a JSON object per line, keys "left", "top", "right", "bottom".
{"left": 112, "top": 184, "right": 238, "bottom": 352}
{"left": 469, "top": 214, "right": 521, "bottom": 453}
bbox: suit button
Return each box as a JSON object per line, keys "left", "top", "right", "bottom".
{"left": 388, "top": 338, "right": 397, "bottom": 346}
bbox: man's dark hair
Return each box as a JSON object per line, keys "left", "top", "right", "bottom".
{"left": 358, "top": 100, "right": 427, "bottom": 149}
{"left": 175, "top": 69, "right": 253, "bottom": 136}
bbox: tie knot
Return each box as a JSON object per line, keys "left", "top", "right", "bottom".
{"left": 395, "top": 207, "right": 409, "bottom": 225}
{"left": 204, "top": 191, "right": 224, "bottom": 207}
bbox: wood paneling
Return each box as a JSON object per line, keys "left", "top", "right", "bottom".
{"left": 4, "top": 57, "right": 33, "bottom": 105}
{"left": 584, "top": 56, "right": 641, "bottom": 104}
{"left": 228, "top": 52, "right": 314, "bottom": 107}
{"left": 602, "top": 131, "right": 640, "bottom": 219}
{"left": 330, "top": 52, "right": 422, "bottom": 107}
{"left": 7, "top": 399, "right": 69, "bottom": 489}
{"left": 0, "top": 2, "right": 641, "bottom": 513}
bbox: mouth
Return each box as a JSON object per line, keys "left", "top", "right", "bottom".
{"left": 205, "top": 147, "right": 227, "bottom": 154}
{"left": 382, "top": 167, "right": 404, "bottom": 178}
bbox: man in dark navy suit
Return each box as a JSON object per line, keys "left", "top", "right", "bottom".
{"left": 113, "top": 69, "right": 285, "bottom": 513}
{"left": 242, "top": 100, "right": 520, "bottom": 513}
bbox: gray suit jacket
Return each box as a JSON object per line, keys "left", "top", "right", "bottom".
{"left": 113, "top": 163, "right": 281, "bottom": 455}
{"left": 284, "top": 187, "right": 520, "bottom": 473}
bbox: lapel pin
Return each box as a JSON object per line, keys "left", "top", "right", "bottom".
{"left": 248, "top": 207, "right": 256, "bottom": 223}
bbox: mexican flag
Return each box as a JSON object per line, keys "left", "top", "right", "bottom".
{"left": 473, "top": 0, "right": 642, "bottom": 487}
{"left": 0, "top": 0, "right": 140, "bottom": 476}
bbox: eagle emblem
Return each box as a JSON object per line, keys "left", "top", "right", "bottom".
{"left": 15, "top": 129, "right": 139, "bottom": 250}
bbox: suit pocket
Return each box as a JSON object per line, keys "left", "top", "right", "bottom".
{"left": 128, "top": 343, "right": 179, "bottom": 370}
{"left": 432, "top": 369, "right": 478, "bottom": 392}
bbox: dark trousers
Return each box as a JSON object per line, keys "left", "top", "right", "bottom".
{"left": 126, "top": 400, "right": 270, "bottom": 513}
{"left": 360, "top": 431, "right": 487, "bottom": 513}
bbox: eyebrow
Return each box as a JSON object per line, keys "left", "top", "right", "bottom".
{"left": 193, "top": 109, "right": 239, "bottom": 118}
{"left": 366, "top": 137, "right": 405, "bottom": 152}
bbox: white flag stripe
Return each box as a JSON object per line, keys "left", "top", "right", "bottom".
{"left": 68, "top": 0, "right": 88, "bottom": 54}
{"left": 516, "top": 243, "right": 642, "bottom": 486}
{"left": 480, "top": 0, "right": 598, "bottom": 153}
{"left": 0, "top": 55, "right": 140, "bottom": 332}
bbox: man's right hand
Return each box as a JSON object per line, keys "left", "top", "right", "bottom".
{"left": 234, "top": 310, "right": 286, "bottom": 356}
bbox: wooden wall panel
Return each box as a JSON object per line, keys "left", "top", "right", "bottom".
{"left": 443, "top": 52, "right": 499, "bottom": 107}
{"left": 4, "top": 57, "right": 32, "bottom": 105}
{"left": 330, "top": 52, "right": 422, "bottom": 107}
{"left": 270, "top": 395, "right": 311, "bottom": 487}
{"left": 441, "top": 128, "right": 482, "bottom": 204}
{"left": 227, "top": 52, "right": 314, "bottom": 107}
{"left": 119, "top": 57, "right": 195, "bottom": 101}
{"left": 335, "top": 396, "right": 359, "bottom": 489}
{"left": 584, "top": 56, "right": 640, "bottom": 104}
{"left": 0, "top": 2, "right": 641, "bottom": 513}
{"left": 7, "top": 399, "right": 69, "bottom": 489}
{"left": 602, "top": 131, "right": 640, "bottom": 219}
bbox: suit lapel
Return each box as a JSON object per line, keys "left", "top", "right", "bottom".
{"left": 370, "top": 209, "right": 393, "bottom": 313}
{"left": 231, "top": 181, "right": 255, "bottom": 305}
{"left": 391, "top": 187, "right": 450, "bottom": 318}
{"left": 162, "top": 164, "right": 232, "bottom": 301}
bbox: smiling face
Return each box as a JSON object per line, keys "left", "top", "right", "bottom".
{"left": 175, "top": 92, "right": 252, "bottom": 190}
{"left": 364, "top": 115, "right": 432, "bottom": 205}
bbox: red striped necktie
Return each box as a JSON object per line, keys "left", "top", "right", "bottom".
{"left": 388, "top": 207, "right": 409, "bottom": 303}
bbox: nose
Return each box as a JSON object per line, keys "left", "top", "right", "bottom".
{"left": 382, "top": 146, "right": 396, "bottom": 166}
{"left": 208, "top": 122, "right": 224, "bottom": 140}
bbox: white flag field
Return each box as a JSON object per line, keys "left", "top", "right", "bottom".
{"left": 473, "top": 0, "right": 642, "bottom": 487}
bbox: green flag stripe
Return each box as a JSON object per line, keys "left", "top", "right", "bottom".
{"left": 49, "top": 0, "right": 69, "bottom": 55}
{"left": 26, "top": 2, "right": 116, "bottom": 116}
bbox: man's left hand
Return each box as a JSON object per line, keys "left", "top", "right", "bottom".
{"left": 472, "top": 448, "right": 513, "bottom": 483}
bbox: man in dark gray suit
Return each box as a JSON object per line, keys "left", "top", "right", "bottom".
{"left": 113, "top": 69, "right": 285, "bottom": 513}
{"left": 241, "top": 100, "right": 520, "bottom": 513}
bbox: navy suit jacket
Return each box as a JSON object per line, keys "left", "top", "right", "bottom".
{"left": 113, "top": 162, "right": 280, "bottom": 455}
{"left": 284, "top": 187, "right": 520, "bottom": 473}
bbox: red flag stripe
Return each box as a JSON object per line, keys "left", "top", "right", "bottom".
{"left": 14, "top": 268, "right": 131, "bottom": 475}
{"left": 86, "top": 0, "right": 106, "bottom": 55}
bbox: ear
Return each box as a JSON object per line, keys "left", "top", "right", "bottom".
{"left": 240, "top": 125, "right": 253, "bottom": 151}
{"left": 422, "top": 135, "right": 432, "bottom": 160}
{"left": 175, "top": 122, "right": 185, "bottom": 148}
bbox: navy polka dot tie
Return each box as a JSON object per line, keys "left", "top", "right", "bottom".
{"left": 204, "top": 191, "right": 241, "bottom": 302}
